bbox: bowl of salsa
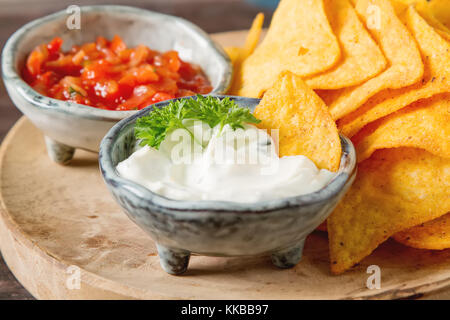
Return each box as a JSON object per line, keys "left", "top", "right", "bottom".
{"left": 22, "top": 35, "right": 214, "bottom": 111}
{"left": 2, "top": 5, "right": 231, "bottom": 164}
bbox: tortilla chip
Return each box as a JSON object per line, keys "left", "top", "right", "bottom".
{"left": 415, "top": 1, "right": 450, "bottom": 41}
{"left": 338, "top": 6, "right": 450, "bottom": 137}
{"left": 328, "top": 0, "right": 423, "bottom": 120}
{"left": 237, "top": 0, "right": 341, "bottom": 98}
{"left": 389, "top": 1, "right": 450, "bottom": 29}
{"left": 436, "top": 29, "right": 450, "bottom": 42}
{"left": 254, "top": 71, "right": 341, "bottom": 171}
{"left": 390, "top": 1, "right": 450, "bottom": 40}
{"left": 393, "top": 212, "right": 450, "bottom": 250}
{"left": 228, "top": 13, "right": 265, "bottom": 95}
{"left": 225, "top": 13, "right": 265, "bottom": 63}
{"left": 390, "top": 0, "right": 415, "bottom": 13}
{"left": 315, "top": 89, "right": 341, "bottom": 107}
{"left": 240, "top": 13, "right": 265, "bottom": 61}
{"left": 304, "top": 0, "right": 387, "bottom": 90}
{"left": 422, "top": 0, "right": 450, "bottom": 29}
{"left": 328, "top": 148, "right": 450, "bottom": 274}
{"left": 353, "top": 94, "right": 450, "bottom": 162}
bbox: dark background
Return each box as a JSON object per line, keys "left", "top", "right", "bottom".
{"left": 0, "top": 0, "right": 274, "bottom": 300}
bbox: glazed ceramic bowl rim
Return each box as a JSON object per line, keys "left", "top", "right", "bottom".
{"left": 1, "top": 5, "right": 231, "bottom": 122}
{"left": 99, "top": 95, "right": 357, "bottom": 213}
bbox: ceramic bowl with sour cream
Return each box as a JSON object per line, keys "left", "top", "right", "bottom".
{"left": 99, "top": 95, "right": 357, "bottom": 275}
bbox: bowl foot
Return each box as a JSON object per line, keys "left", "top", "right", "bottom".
{"left": 44, "top": 136, "right": 75, "bottom": 165}
{"left": 156, "top": 244, "right": 191, "bottom": 275}
{"left": 271, "top": 239, "right": 306, "bottom": 269}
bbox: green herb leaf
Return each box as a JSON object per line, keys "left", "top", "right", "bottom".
{"left": 134, "top": 95, "right": 261, "bottom": 149}
{"left": 68, "top": 86, "right": 83, "bottom": 98}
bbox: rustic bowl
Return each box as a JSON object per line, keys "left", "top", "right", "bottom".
{"left": 99, "top": 95, "right": 357, "bottom": 275}
{"left": 2, "top": 5, "right": 231, "bottom": 164}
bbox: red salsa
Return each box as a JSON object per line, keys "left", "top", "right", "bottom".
{"left": 22, "top": 36, "right": 213, "bottom": 110}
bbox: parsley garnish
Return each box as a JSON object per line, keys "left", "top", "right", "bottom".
{"left": 134, "top": 95, "right": 261, "bottom": 149}
{"left": 68, "top": 86, "right": 83, "bottom": 98}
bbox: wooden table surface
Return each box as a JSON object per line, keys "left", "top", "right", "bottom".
{"left": 0, "top": 0, "right": 273, "bottom": 300}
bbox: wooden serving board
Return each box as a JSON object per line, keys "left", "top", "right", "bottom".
{"left": 2, "top": 31, "right": 450, "bottom": 300}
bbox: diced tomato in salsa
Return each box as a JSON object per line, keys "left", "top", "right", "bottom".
{"left": 22, "top": 36, "right": 213, "bottom": 110}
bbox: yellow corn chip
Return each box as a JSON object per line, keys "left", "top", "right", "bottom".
{"left": 225, "top": 13, "right": 265, "bottom": 64}
{"left": 422, "top": 0, "right": 450, "bottom": 29}
{"left": 354, "top": 94, "right": 450, "bottom": 162}
{"left": 387, "top": 1, "right": 450, "bottom": 30}
{"left": 254, "top": 71, "right": 341, "bottom": 171}
{"left": 224, "top": 47, "right": 241, "bottom": 66}
{"left": 328, "top": 0, "right": 423, "bottom": 120}
{"left": 304, "top": 0, "right": 387, "bottom": 90}
{"left": 338, "top": 6, "right": 450, "bottom": 137}
{"left": 237, "top": 0, "right": 341, "bottom": 98}
{"left": 315, "top": 89, "right": 341, "bottom": 106}
{"left": 328, "top": 148, "right": 450, "bottom": 274}
{"left": 228, "top": 13, "right": 265, "bottom": 95}
{"left": 436, "top": 29, "right": 450, "bottom": 42}
{"left": 393, "top": 212, "right": 450, "bottom": 250}
{"left": 416, "top": 1, "right": 450, "bottom": 41}
{"left": 390, "top": 0, "right": 415, "bottom": 12}
{"left": 390, "top": 0, "right": 450, "bottom": 39}
{"left": 240, "top": 13, "right": 265, "bottom": 61}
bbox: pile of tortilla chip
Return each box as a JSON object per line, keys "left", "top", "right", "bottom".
{"left": 225, "top": 0, "right": 450, "bottom": 274}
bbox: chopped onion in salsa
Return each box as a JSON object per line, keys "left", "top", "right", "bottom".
{"left": 22, "top": 35, "right": 213, "bottom": 110}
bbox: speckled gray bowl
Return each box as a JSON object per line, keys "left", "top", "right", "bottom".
{"left": 99, "top": 95, "right": 357, "bottom": 275}
{"left": 2, "top": 5, "right": 231, "bottom": 164}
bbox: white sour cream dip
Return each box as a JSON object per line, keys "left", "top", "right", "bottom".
{"left": 116, "top": 121, "right": 336, "bottom": 203}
